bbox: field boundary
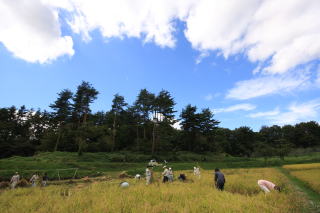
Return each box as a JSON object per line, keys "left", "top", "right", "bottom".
{"left": 277, "top": 167, "right": 320, "bottom": 212}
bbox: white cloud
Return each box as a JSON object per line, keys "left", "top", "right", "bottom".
{"left": 185, "top": 0, "right": 260, "bottom": 56}
{"left": 316, "top": 66, "right": 320, "bottom": 86}
{"left": 226, "top": 69, "right": 311, "bottom": 100}
{"left": 204, "top": 94, "right": 213, "bottom": 101}
{"left": 1, "top": 0, "right": 320, "bottom": 71}
{"left": 214, "top": 103, "right": 256, "bottom": 113}
{"left": 268, "top": 100, "right": 320, "bottom": 125}
{"left": 0, "top": 0, "right": 74, "bottom": 63}
{"left": 67, "top": 0, "right": 195, "bottom": 47}
{"left": 248, "top": 108, "right": 280, "bottom": 118}
{"left": 195, "top": 52, "right": 209, "bottom": 64}
{"left": 184, "top": 0, "right": 320, "bottom": 75}
{"left": 172, "top": 121, "right": 182, "bottom": 130}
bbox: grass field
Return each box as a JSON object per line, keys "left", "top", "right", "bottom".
{"left": 283, "top": 163, "right": 320, "bottom": 193}
{"left": 1, "top": 151, "right": 320, "bottom": 181}
{"left": 0, "top": 168, "right": 311, "bottom": 213}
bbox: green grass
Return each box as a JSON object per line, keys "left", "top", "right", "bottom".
{"left": 0, "top": 151, "right": 320, "bottom": 181}
{"left": 278, "top": 167, "right": 320, "bottom": 211}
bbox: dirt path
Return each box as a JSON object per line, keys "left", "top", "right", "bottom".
{"left": 277, "top": 167, "right": 320, "bottom": 213}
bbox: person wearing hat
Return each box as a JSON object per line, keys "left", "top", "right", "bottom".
{"left": 30, "top": 173, "right": 39, "bottom": 187}
{"left": 194, "top": 166, "right": 201, "bottom": 179}
{"left": 135, "top": 174, "right": 141, "bottom": 180}
{"left": 162, "top": 166, "right": 170, "bottom": 183}
{"left": 214, "top": 168, "right": 225, "bottom": 191}
{"left": 42, "top": 173, "right": 49, "bottom": 187}
{"left": 145, "top": 166, "right": 153, "bottom": 185}
{"left": 258, "top": 180, "right": 281, "bottom": 193}
{"left": 178, "top": 174, "right": 186, "bottom": 182}
{"left": 120, "top": 181, "right": 129, "bottom": 188}
{"left": 10, "top": 172, "right": 20, "bottom": 189}
{"left": 168, "top": 168, "right": 174, "bottom": 182}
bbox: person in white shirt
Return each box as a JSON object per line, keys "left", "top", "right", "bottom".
{"left": 258, "top": 180, "right": 281, "bottom": 193}
{"left": 145, "top": 166, "right": 153, "bottom": 185}
{"left": 135, "top": 174, "right": 141, "bottom": 180}
{"left": 30, "top": 173, "right": 39, "bottom": 187}
{"left": 162, "top": 166, "right": 169, "bottom": 183}
{"left": 194, "top": 166, "right": 201, "bottom": 179}
{"left": 10, "top": 172, "right": 20, "bottom": 189}
{"left": 120, "top": 181, "right": 129, "bottom": 188}
{"left": 168, "top": 168, "right": 174, "bottom": 182}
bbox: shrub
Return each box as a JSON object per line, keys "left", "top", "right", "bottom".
{"left": 0, "top": 181, "right": 10, "bottom": 189}
{"left": 17, "top": 178, "right": 29, "bottom": 187}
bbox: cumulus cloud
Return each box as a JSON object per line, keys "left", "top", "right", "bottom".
{"left": 226, "top": 69, "right": 311, "bottom": 100}
{"left": 67, "top": 0, "right": 195, "bottom": 47}
{"left": 0, "top": 0, "right": 74, "bottom": 63}
{"left": 214, "top": 103, "right": 256, "bottom": 113}
{"left": 1, "top": 0, "right": 320, "bottom": 71}
{"left": 185, "top": 0, "right": 320, "bottom": 75}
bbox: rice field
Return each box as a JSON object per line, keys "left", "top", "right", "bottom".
{"left": 283, "top": 163, "right": 320, "bottom": 170}
{"left": 283, "top": 163, "right": 320, "bottom": 193}
{"left": 0, "top": 168, "right": 310, "bottom": 213}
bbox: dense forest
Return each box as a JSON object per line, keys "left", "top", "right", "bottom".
{"left": 1, "top": 81, "right": 320, "bottom": 159}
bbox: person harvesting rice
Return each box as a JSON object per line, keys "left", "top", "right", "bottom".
{"left": 10, "top": 172, "right": 20, "bottom": 189}
{"left": 194, "top": 166, "right": 201, "bottom": 179}
{"left": 30, "top": 173, "right": 39, "bottom": 187}
{"left": 145, "top": 166, "right": 153, "bottom": 185}
{"left": 258, "top": 180, "right": 281, "bottom": 193}
{"left": 168, "top": 168, "right": 174, "bottom": 182}
{"left": 214, "top": 168, "right": 225, "bottom": 191}
{"left": 162, "top": 166, "right": 170, "bottom": 183}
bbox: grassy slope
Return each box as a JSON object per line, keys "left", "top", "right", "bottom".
{"left": 0, "top": 152, "right": 320, "bottom": 181}
{"left": 278, "top": 167, "right": 320, "bottom": 212}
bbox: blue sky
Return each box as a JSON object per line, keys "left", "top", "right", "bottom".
{"left": 1, "top": 0, "right": 320, "bottom": 131}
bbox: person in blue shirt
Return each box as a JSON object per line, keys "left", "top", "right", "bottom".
{"left": 214, "top": 168, "right": 225, "bottom": 191}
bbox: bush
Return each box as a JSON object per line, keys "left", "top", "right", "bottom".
{"left": 17, "top": 179, "right": 29, "bottom": 187}
{"left": 126, "top": 168, "right": 146, "bottom": 177}
{"left": 175, "top": 151, "right": 203, "bottom": 162}
{"left": 108, "top": 153, "right": 126, "bottom": 162}
{"left": 118, "top": 171, "right": 131, "bottom": 178}
{"left": 0, "top": 181, "right": 10, "bottom": 189}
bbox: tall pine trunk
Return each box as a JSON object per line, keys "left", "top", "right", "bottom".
{"left": 136, "top": 125, "right": 140, "bottom": 151}
{"left": 54, "top": 129, "right": 61, "bottom": 152}
{"left": 112, "top": 113, "right": 116, "bottom": 151}
{"left": 143, "top": 125, "right": 146, "bottom": 139}
{"left": 152, "top": 122, "right": 156, "bottom": 155}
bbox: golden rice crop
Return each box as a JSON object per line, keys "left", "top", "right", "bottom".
{"left": 283, "top": 163, "right": 320, "bottom": 171}
{"left": 289, "top": 169, "right": 320, "bottom": 193}
{"left": 0, "top": 168, "right": 309, "bottom": 213}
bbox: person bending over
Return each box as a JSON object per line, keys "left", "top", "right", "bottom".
{"left": 258, "top": 180, "right": 281, "bottom": 193}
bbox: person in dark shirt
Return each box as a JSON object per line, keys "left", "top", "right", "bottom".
{"left": 214, "top": 168, "right": 225, "bottom": 191}
{"left": 42, "top": 173, "right": 49, "bottom": 187}
{"left": 178, "top": 174, "right": 186, "bottom": 182}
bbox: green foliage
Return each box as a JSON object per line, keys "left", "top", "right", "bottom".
{"left": 1, "top": 81, "right": 320, "bottom": 160}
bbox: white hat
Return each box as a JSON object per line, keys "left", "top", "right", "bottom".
{"left": 120, "top": 182, "right": 129, "bottom": 188}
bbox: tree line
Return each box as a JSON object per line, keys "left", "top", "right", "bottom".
{"left": 0, "top": 81, "right": 319, "bottom": 159}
